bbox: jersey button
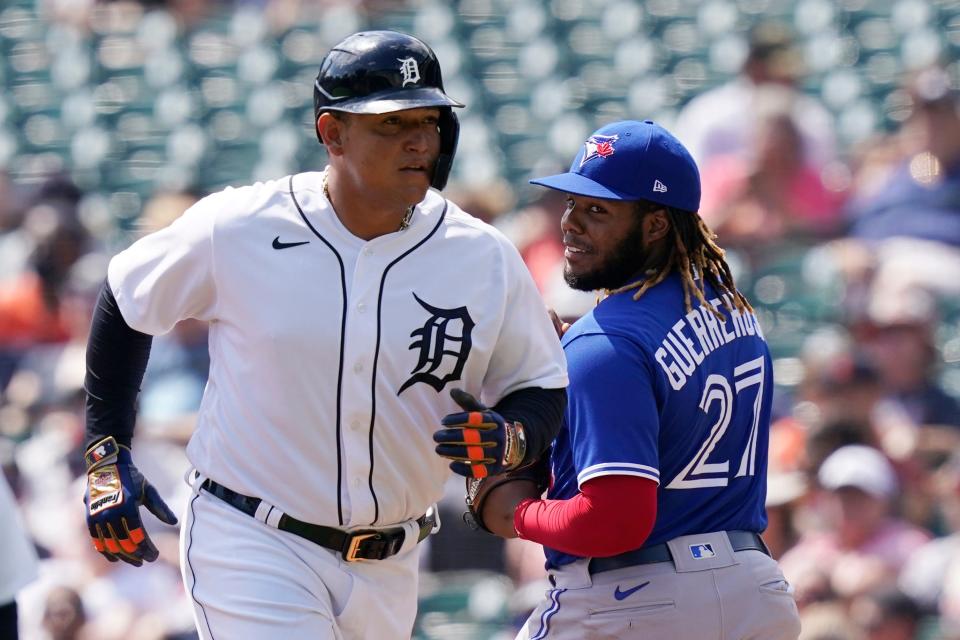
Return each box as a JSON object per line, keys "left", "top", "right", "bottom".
{"left": 353, "top": 477, "right": 362, "bottom": 488}
{"left": 354, "top": 362, "right": 363, "bottom": 373}
{"left": 350, "top": 419, "right": 362, "bottom": 431}
{"left": 357, "top": 302, "right": 367, "bottom": 313}
{"left": 363, "top": 248, "right": 373, "bottom": 256}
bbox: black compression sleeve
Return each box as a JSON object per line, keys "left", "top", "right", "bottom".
{"left": 493, "top": 386, "right": 567, "bottom": 465}
{"left": 84, "top": 280, "right": 153, "bottom": 449}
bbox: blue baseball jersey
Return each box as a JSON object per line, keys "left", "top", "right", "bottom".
{"left": 544, "top": 273, "right": 772, "bottom": 569}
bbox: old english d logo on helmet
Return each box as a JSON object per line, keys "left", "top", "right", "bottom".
{"left": 398, "top": 57, "right": 421, "bottom": 86}
{"left": 313, "top": 30, "right": 464, "bottom": 190}
{"left": 579, "top": 134, "right": 619, "bottom": 168}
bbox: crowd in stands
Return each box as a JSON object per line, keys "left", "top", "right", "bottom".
{"left": 2, "top": 2, "right": 960, "bottom": 639}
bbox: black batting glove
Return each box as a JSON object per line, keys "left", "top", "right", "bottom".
{"left": 434, "top": 389, "right": 528, "bottom": 479}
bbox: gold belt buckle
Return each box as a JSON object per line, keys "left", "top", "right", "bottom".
{"left": 343, "top": 532, "right": 378, "bottom": 562}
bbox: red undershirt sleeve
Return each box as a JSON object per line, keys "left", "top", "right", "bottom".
{"left": 514, "top": 474, "right": 658, "bottom": 558}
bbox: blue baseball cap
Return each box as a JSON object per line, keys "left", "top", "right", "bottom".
{"left": 530, "top": 120, "right": 701, "bottom": 212}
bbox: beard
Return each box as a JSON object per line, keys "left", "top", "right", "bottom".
{"left": 564, "top": 217, "right": 648, "bottom": 292}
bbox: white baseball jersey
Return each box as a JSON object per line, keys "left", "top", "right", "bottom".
{"left": 108, "top": 170, "right": 568, "bottom": 528}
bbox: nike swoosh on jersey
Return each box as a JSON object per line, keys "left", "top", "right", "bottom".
{"left": 272, "top": 236, "right": 310, "bottom": 250}
{"left": 613, "top": 581, "right": 651, "bottom": 601}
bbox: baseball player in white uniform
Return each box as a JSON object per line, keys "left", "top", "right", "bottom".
{"left": 80, "top": 31, "right": 567, "bottom": 639}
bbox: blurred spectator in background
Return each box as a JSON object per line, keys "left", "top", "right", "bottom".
{"left": 0, "top": 179, "right": 90, "bottom": 352}
{"left": 136, "top": 191, "right": 205, "bottom": 236}
{"left": 801, "top": 350, "right": 882, "bottom": 442}
{"left": 848, "top": 66, "right": 960, "bottom": 250}
{"left": 792, "top": 332, "right": 884, "bottom": 470}
{"left": 0, "top": 171, "right": 20, "bottom": 232}
{"left": 900, "top": 449, "right": 960, "bottom": 631}
{"left": 0, "top": 171, "right": 34, "bottom": 279}
{"left": 40, "top": 585, "right": 87, "bottom": 640}
{"left": 831, "top": 66, "right": 960, "bottom": 334}
{"left": 674, "top": 20, "right": 837, "bottom": 173}
{"left": 699, "top": 90, "right": 846, "bottom": 256}
{"left": 0, "top": 177, "right": 94, "bottom": 428}
{"left": 796, "top": 601, "right": 859, "bottom": 640}
{"left": 765, "top": 417, "right": 810, "bottom": 560}
{"left": 855, "top": 286, "right": 960, "bottom": 430}
{"left": 849, "top": 587, "right": 924, "bottom": 640}
{"left": 444, "top": 179, "right": 515, "bottom": 226}
{"left": 780, "top": 444, "right": 931, "bottom": 607}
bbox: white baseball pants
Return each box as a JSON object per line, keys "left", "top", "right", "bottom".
{"left": 179, "top": 477, "right": 422, "bottom": 639}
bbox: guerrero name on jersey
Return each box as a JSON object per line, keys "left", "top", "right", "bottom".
{"left": 545, "top": 272, "right": 770, "bottom": 569}
{"left": 107, "top": 172, "right": 568, "bottom": 529}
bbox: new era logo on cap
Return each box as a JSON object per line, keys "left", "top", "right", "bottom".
{"left": 653, "top": 180, "right": 668, "bottom": 193}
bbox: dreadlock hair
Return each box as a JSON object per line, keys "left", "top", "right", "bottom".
{"left": 608, "top": 203, "right": 752, "bottom": 322}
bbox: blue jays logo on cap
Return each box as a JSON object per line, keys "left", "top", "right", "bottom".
{"left": 579, "top": 134, "right": 619, "bottom": 168}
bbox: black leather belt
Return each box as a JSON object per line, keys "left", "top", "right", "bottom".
{"left": 588, "top": 530, "right": 770, "bottom": 575}
{"left": 200, "top": 478, "right": 434, "bottom": 562}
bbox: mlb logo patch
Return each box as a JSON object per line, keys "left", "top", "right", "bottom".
{"left": 85, "top": 437, "right": 118, "bottom": 468}
{"left": 689, "top": 543, "right": 715, "bottom": 559}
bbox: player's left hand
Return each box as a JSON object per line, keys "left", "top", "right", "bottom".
{"left": 84, "top": 436, "right": 178, "bottom": 567}
{"left": 464, "top": 454, "right": 550, "bottom": 537}
{"left": 433, "top": 389, "right": 528, "bottom": 479}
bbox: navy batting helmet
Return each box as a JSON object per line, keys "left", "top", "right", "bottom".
{"left": 314, "top": 30, "right": 464, "bottom": 190}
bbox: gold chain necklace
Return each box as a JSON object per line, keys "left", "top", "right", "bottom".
{"left": 322, "top": 170, "right": 414, "bottom": 232}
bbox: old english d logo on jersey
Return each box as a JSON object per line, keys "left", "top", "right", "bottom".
{"left": 579, "top": 134, "right": 619, "bottom": 168}
{"left": 398, "top": 57, "right": 421, "bottom": 86}
{"left": 398, "top": 293, "right": 474, "bottom": 394}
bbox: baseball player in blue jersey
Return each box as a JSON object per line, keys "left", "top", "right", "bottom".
{"left": 79, "top": 31, "right": 567, "bottom": 639}
{"left": 477, "top": 120, "right": 801, "bottom": 639}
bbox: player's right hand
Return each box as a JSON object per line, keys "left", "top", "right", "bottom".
{"left": 84, "top": 436, "right": 178, "bottom": 567}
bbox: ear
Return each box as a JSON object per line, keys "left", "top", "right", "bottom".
{"left": 317, "top": 113, "right": 345, "bottom": 155}
{"left": 643, "top": 208, "right": 671, "bottom": 244}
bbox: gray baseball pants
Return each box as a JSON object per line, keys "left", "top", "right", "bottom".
{"left": 516, "top": 531, "right": 801, "bottom": 640}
